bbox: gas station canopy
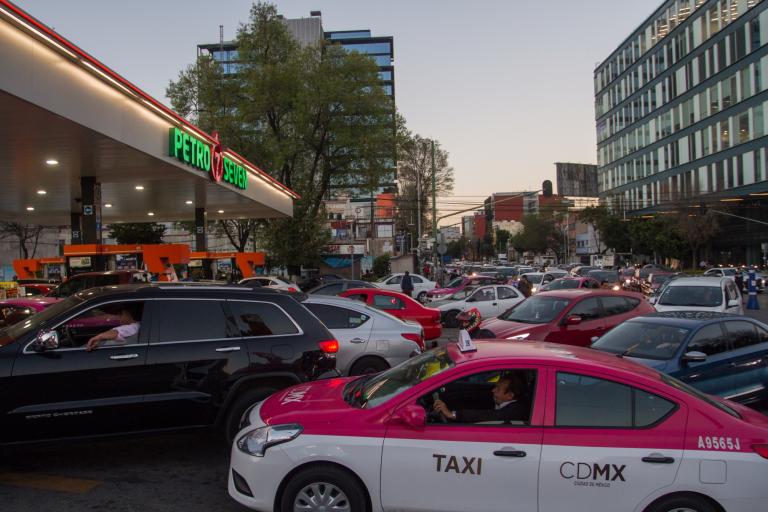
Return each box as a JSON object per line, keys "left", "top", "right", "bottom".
{"left": 0, "top": 0, "right": 298, "bottom": 226}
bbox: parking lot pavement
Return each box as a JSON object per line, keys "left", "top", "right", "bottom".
{"left": 744, "top": 293, "right": 768, "bottom": 324}
{"left": 0, "top": 433, "right": 243, "bottom": 512}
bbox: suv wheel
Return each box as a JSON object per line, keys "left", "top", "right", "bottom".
{"left": 280, "top": 465, "right": 367, "bottom": 512}
{"left": 224, "top": 387, "right": 277, "bottom": 444}
{"left": 349, "top": 357, "right": 388, "bottom": 376}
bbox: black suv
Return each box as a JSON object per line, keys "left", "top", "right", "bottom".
{"left": 0, "top": 284, "right": 337, "bottom": 444}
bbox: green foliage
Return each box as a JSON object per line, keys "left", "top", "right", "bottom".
{"left": 167, "top": 2, "right": 395, "bottom": 267}
{"left": 446, "top": 236, "right": 469, "bottom": 259}
{"left": 108, "top": 223, "right": 166, "bottom": 244}
{"left": 372, "top": 254, "right": 391, "bottom": 279}
{"left": 509, "top": 215, "right": 560, "bottom": 255}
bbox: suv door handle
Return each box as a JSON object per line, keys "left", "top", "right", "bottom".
{"left": 642, "top": 455, "right": 675, "bottom": 464}
{"left": 109, "top": 353, "right": 139, "bottom": 360}
{"left": 493, "top": 449, "right": 526, "bottom": 457}
{"left": 350, "top": 338, "right": 366, "bottom": 344}
{"left": 215, "top": 346, "right": 241, "bottom": 353}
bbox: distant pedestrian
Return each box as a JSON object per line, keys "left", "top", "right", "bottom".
{"left": 517, "top": 275, "right": 532, "bottom": 298}
{"left": 401, "top": 271, "right": 414, "bottom": 297}
{"left": 735, "top": 270, "right": 744, "bottom": 294}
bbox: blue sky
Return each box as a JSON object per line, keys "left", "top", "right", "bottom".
{"left": 15, "top": 0, "right": 659, "bottom": 217}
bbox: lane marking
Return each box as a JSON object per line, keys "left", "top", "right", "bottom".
{"left": 0, "top": 472, "right": 102, "bottom": 494}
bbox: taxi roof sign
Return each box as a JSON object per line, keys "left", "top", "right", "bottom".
{"left": 458, "top": 330, "right": 477, "bottom": 353}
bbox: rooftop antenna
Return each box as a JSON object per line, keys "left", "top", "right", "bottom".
{"left": 219, "top": 25, "right": 224, "bottom": 51}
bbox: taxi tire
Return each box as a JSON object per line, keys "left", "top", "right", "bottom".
{"left": 646, "top": 493, "right": 718, "bottom": 512}
{"left": 349, "top": 357, "right": 389, "bottom": 376}
{"left": 416, "top": 291, "right": 427, "bottom": 303}
{"left": 280, "top": 465, "right": 367, "bottom": 512}
{"left": 223, "top": 387, "right": 277, "bottom": 445}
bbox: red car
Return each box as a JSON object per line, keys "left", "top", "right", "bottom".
{"left": 339, "top": 288, "right": 442, "bottom": 341}
{"left": 474, "top": 289, "right": 654, "bottom": 346}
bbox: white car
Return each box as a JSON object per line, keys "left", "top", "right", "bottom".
{"left": 303, "top": 296, "right": 422, "bottom": 376}
{"left": 653, "top": 276, "right": 743, "bottom": 315}
{"left": 376, "top": 273, "right": 436, "bottom": 303}
{"left": 432, "top": 284, "right": 524, "bottom": 326}
{"left": 704, "top": 267, "right": 740, "bottom": 278}
{"left": 239, "top": 276, "right": 298, "bottom": 292}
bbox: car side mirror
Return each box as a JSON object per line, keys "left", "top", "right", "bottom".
{"left": 393, "top": 403, "right": 426, "bottom": 430}
{"left": 727, "top": 299, "right": 740, "bottom": 307}
{"left": 565, "top": 315, "right": 582, "bottom": 326}
{"left": 465, "top": 297, "right": 476, "bottom": 303}
{"left": 32, "top": 330, "right": 59, "bottom": 352}
{"left": 682, "top": 351, "right": 707, "bottom": 364}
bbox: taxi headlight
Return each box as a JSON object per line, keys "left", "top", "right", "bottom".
{"left": 236, "top": 424, "right": 303, "bottom": 456}
{"left": 531, "top": 287, "right": 537, "bottom": 293}
{"left": 507, "top": 333, "right": 530, "bottom": 340}
{"left": 612, "top": 285, "right": 620, "bottom": 291}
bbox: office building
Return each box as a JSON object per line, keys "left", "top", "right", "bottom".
{"left": 595, "top": 0, "right": 768, "bottom": 262}
{"left": 555, "top": 163, "right": 599, "bottom": 197}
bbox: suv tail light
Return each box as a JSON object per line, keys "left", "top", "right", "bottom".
{"left": 753, "top": 444, "right": 768, "bottom": 459}
{"left": 402, "top": 332, "right": 424, "bottom": 350}
{"left": 287, "top": 287, "right": 298, "bottom": 293}
{"left": 318, "top": 339, "right": 339, "bottom": 354}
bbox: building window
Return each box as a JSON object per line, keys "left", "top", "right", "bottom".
{"left": 739, "top": 112, "right": 750, "bottom": 143}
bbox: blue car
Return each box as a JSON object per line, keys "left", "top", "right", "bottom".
{"left": 592, "top": 311, "right": 768, "bottom": 408}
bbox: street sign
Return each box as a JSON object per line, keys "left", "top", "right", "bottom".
{"left": 437, "top": 243, "right": 448, "bottom": 255}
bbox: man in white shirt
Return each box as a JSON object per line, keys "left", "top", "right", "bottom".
{"left": 85, "top": 307, "right": 140, "bottom": 351}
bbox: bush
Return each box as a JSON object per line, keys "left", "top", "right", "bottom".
{"left": 372, "top": 255, "right": 391, "bottom": 279}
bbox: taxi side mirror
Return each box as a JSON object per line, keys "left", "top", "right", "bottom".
{"left": 393, "top": 404, "right": 426, "bottom": 430}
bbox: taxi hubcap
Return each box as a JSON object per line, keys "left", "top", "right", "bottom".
{"left": 294, "top": 482, "right": 350, "bottom": 512}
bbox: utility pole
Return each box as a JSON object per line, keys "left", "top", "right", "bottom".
{"left": 431, "top": 140, "right": 437, "bottom": 272}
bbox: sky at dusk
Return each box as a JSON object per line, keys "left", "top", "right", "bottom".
{"left": 15, "top": 0, "right": 659, "bottom": 221}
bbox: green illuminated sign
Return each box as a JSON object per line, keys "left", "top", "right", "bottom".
{"left": 168, "top": 127, "right": 247, "bottom": 190}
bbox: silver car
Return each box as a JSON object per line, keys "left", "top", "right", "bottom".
{"left": 303, "top": 296, "right": 423, "bottom": 376}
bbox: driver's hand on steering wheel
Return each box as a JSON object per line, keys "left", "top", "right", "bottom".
{"left": 433, "top": 399, "right": 455, "bottom": 420}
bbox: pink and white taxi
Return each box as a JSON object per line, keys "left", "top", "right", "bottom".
{"left": 228, "top": 334, "right": 768, "bottom": 512}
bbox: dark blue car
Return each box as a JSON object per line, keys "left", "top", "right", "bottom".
{"left": 592, "top": 311, "right": 768, "bottom": 408}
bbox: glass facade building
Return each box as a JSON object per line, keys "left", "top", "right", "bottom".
{"left": 595, "top": 0, "right": 768, "bottom": 213}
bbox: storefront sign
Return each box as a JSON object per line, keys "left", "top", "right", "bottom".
{"left": 168, "top": 127, "right": 247, "bottom": 190}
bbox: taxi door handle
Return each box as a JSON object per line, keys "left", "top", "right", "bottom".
{"left": 642, "top": 455, "right": 675, "bottom": 464}
{"left": 493, "top": 450, "right": 526, "bottom": 458}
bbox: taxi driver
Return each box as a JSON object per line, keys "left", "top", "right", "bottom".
{"left": 85, "top": 306, "right": 140, "bottom": 351}
{"left": 432, "top": 374, "right": 529, "bottom": 423}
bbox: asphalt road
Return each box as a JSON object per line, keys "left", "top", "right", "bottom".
{"left": 0, "top": 432, "right": 243, "bottom": 512}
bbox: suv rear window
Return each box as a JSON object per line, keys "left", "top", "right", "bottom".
{"left": 156, "top": 300, "right": 230, "bottom": 342}
{"left": 229, "top": 301, "right": 299, "bottom": 336}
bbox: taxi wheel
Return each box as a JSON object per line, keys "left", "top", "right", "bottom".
{"left": 646, "top": 493, "right": 718, "bottom": 512}
{"left": 223, "top": 387, "right": 277, "bottom": 445}
{"left": 349, "top": 357, "right": 389, "bottom": 376}
{"left": 416, "top": 291, "right": 427, "bottom": 303}
{"left": 280, "top": 465, "right": 367, "bottom": 512}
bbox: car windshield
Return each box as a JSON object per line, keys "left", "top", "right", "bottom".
{"left": 588, "top": 271, "right": 618, "bottom": 283}
{"left": 660, "top": 374, "right": 740, "bottom": 418}
{"left": 0, "top": 295, "right": 83, "bottom": 341}
{"left": 447, "top": 287, "right": 476, "bottom": 300}
{"left": 722, "top": 268, "right": 737, "bottom": 276}
{"left": 651, "top": 274, "right": 671, "bottom": 284}
{"left": 376, "top": 275, "right": 393, "bottom": 283}
{"left": 659, "top": 285, "right": 722, "bottom": 307}
{"left": 523, "top": 274, "right": 543, "bottom": 284}
{"left": 445, "top": 277, "right": 464, "bottom": 288}
{"left": 592, "top": 322, "right": 691, "bottom": 360}
{"left": 621, "top": 269, "right": 636, "bottom": 277}
{"left": 498, "top": 296, "right": 571, "bottom": 324}
{"left": 347, "top": 348, "right": 455, "bottom": 408}
{"left": 546, "top": 278, "right": 581, "bottom": 290}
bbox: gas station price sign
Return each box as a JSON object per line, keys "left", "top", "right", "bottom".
{"left": 168, "top": 127, "right": 248, "bottom": 190}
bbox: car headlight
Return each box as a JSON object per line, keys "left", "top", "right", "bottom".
{"left": 531, "top": 287, "right": 537, "bottom": 293}
{"left": 624, "top": 279, "right": 631, "bottom": 284}
{"left": 612, "top": 285, "right": 620, "bottom": 291}
{"left": 236, "top": 424, "right": 303, "bottom": 456}
{"left": 507, "top": 333, "right": 530, "bottom": 340}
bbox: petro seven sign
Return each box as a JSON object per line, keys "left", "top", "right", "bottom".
{"left": 168, "top": 127, "right": 248, "bottom": 190}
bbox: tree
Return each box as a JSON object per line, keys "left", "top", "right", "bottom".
{"left": 509, "top": 215, "right": 560, "bottom": 256}
{"left": 108, "top": 223, "right": 166, "bottom": 244}
{"left": 167, "top": 2, "right": 395, "bottom": 272}
{"left": 675, "top": 210, "right": 719, "bottom": 269}
{"left": 0, "top": 222, "right": 46, "bottom": 259}
{"left": 495, "top": 229, "right": 511, "bottom": 254}
{"left": 446, "top": 236, "right": 469, "bottom": 259}
{"left": 396, "top": 123, "right": 455, "bottom": 238}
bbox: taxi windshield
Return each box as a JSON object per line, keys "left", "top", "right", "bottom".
{"left": 346, "top": 348, "right": 455, "bottom": 409}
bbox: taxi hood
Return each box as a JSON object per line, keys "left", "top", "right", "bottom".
{"left": 259, "top": 377, "right": 355, "bottom": 426}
